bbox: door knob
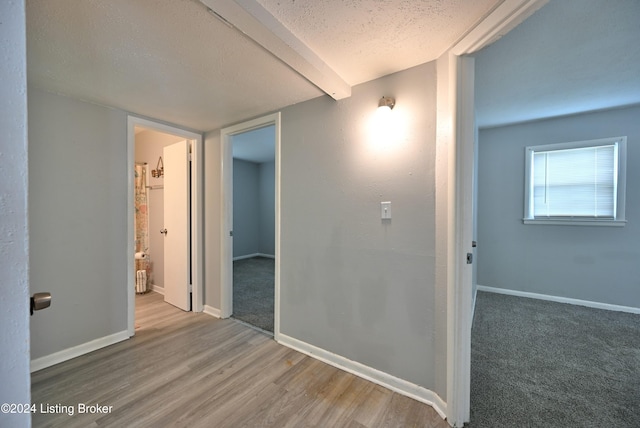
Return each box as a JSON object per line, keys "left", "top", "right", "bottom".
{"left": 160, "top": 228, "right": 167, "bottom": 235}
{"left": 30, "top": 292, "right": 51, "bottom": 316}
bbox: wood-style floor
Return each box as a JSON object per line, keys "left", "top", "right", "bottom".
{"left": 31, "top": 292, "right": 447, "bottom": 427}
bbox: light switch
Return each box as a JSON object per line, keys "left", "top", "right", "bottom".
{"left": 381, "top": 201, "right": 391, "bottom": 219}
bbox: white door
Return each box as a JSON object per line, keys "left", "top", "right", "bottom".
{"left": 163, "top": 140, "right": 191, "bottom": 311}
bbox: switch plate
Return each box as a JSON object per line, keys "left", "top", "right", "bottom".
{"left": 381, "top": 201, "right": 391, "bottom": 219}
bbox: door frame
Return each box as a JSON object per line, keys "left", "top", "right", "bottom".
{"left": 443, "top": 1, "right": 549, "bottom": 425}
{"left": 220, "top": 112, "right": 281, "bottom": 339}
{"left": 126, "top": 116, "right": 204, "bottom": 336}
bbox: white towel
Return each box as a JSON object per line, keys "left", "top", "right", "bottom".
{"left": 136, "top": 270, "right": 147, "bottom": 293}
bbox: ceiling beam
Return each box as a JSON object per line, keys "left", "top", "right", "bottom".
{"left": 451, "top": 0, "right": 549, "bottom": 55}
{"left": 199, "top": 0, "right": 351, "bottom": 100}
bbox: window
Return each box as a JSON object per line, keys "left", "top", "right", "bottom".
{"left": 524, "top": 137, "right": 627, "bottom": 226}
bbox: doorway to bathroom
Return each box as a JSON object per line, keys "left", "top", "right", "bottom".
{"left": 127, "top": 116, "right": 203, "bottom": 336}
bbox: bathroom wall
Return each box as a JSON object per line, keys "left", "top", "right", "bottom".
{"left": 135, "top": 130, "right": 184, "bottom": 291}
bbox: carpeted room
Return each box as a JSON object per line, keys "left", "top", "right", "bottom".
{"left": 471, "top": 1, "right": 640, "bottom": 425}
{"left": 469, "top": 292, "right": 640, "bottom": 427}
{"left": 231, "top": 126, "right": 276, "bottom": 333}
{"left": 472, "top": 105, "right": 640, "bottom": 428}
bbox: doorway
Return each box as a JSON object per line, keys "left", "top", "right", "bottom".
{"left": 220, "top": 113, "right": 281, "bottom": 339}
{"left": 230, "top": 125, "right": 276, "bottom": 332}
{"left": 133, "top": 127, "right": 183, "bottom": 297}
{"left": 127, "top": 117, "right": 203, "bottom": 336}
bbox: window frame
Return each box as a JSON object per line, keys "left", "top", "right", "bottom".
{"left": 523, "top": 136, "right": 627, "bottom": 226}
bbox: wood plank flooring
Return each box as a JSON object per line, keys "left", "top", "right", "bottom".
{"left": 31, "top": 292, "right": 447, "bottom": 427}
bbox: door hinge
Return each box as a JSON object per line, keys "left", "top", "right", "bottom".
{"left": 466, "top": 253, "right": 473, "bottom": 264}
{"left": 229, "top": 230, "right": 233, "bottom": 237}
{"left": 188, "top": 153, "right": 192, "bottom": 162}
{"left": 188, "top": 283, "right": 192, "bottom": 292}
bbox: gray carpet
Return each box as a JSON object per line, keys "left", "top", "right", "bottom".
{"left": 469, "top": 291, "right": 640, "bottom": 428}
{"left": 232, "top": 256, "right": 274, "bottom": 332}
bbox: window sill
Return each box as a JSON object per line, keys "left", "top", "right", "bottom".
{"left": 523, "top": 218, "right": 626, "bottom": 227}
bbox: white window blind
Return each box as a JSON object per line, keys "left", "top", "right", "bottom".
{"left": 532, "top": 144, "right": 617, "bottom": 218}
{"left": 524, "top": 136, "right": 627, "bottom": 226}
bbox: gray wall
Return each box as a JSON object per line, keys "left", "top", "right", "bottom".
{"left": 259, "top": 161, "right": 275, "bottom": 255}
{"left": 477, "top": 105, "right": 640, "bottom": 308}
{"left": 233, "top": 159, "right": 260, "bottom": 257}
{"left": 279, "top": 61, "right": 441, "bottom": 393}
{"left": 0, "top": 1, "right": 31, "bottom": 425}
{"left": 29, "top": 88, "right": 129, "bottom": 359}
{"left": 232, "top": 159, "right": 275, "bottom": 258}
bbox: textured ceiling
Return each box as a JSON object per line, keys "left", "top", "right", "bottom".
{"left": 257, "top": 0, "right": 500, "bottom": 85}
{"left": 474, "top": 0, "right": 640, "bottom": 128}
{"left": 26, "top": 0, "right": 502, "bottom": 132}
{"left": 26, "top": 0, "right": 323, "bottom": 132}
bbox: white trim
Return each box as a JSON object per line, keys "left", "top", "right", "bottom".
{"left": 442, "top": 2, "right": 549, "bottom": 426}
{"left": 471, "top": 286, "right": 478, "bottom": 326}
{"left": 277, "top": 333, "right": 447, "bottom": 420}
{"left": 203, "top": 305, "right": 222, "bottom": 318}
{"left": 477, "top": 285, "right": 640, "bottom": 315}
{"left": 220, "top": 113, "right": 281, "bottom": 341}
{"left": 257, "top": 253, "right": 275, "bottom": 259}
{"left": 523, "top": 136, "right": 627, "bottom": 224}
{"left": 451, "top": 0, "right": 549, "bottom": 55}
{"left": 151, "top": 284, "right": 165, "bottom": 295}
{"left": 127, "top": 116, "right": 204, "bottom": 337}
{"left": 198, "top": 0, "right": 350, "bottom": 100}
{"left": 233, "top": 253, "right": 258, "bottom": 261}
{"left": 233, "top": 252, "right": 275, "bottom": 261}
{"left": 30, "top": 331, "right": 129, "bottom": 373}
{"left": 523, "top": 219, "right": 626, "bottom": 227}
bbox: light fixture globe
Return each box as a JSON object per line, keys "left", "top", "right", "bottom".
{"left": 378, "top": 96, "right": 395, "bottom": 110}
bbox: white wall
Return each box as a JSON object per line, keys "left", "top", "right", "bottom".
{"left": 204, "top": 130, "right": 222, "bottom": 310}
{"left": 135, "top": 130, "right": 184, "bottom": 290}
{"left": 29, "top": 88, "right": 129, "bottom": 360}
{"left": 0, "top": 1, "right": 31, "bottom": 426}
{"left": 477, "top": 105, "right": 640, "bottom": 308}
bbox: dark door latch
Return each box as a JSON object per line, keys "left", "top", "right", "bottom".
{"left": 30, "top": 292, "right": 51, "bottom": 316}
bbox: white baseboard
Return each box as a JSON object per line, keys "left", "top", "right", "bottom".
{"left": 30, "top": 330, "right": 129, "bottom": 373}
{"left": 203, "top": 305, "right": 221, "bottom": 318}
{"left": 477, "top": 285, "right": 640, "bottom": 314}
{"left": 277, "top": 333, "right": 447, "bottom": 420}
{"left": 258, "top": 253, "right": 275, "bottom": 259}
{"left": 151, "top": 284, "right": 164, "bottom": 295}
{"left": 233, "top": 253, "right": 275, "bottom": 261}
